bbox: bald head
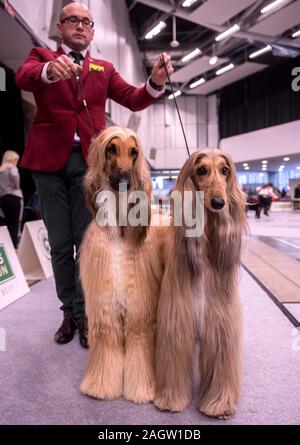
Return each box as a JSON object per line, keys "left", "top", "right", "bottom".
{"left": 59, "top": 2, "right": 93, "bottom": 22}
{"left": 57, "top": 1, "right": 94, "bottom": 51}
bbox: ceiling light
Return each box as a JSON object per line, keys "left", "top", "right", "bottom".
{"left": 296, "top": 166, "right": 300, "bottom": 170}
{"left": 262, "top": 160, "right": 268, "bottom": 164}
{"left": 292, "top": 30, "right": 300, "bottom": 38}
{"left": 244, "top": 166, "right": 250, "bottom": 170}
{"left": 279, "top": 165, "right": 285, "bottom": 168}
{"left": 215, "top": 24, "right": 240, "bottom": 42}
{"left": 261, "top": 0, "right": 288, "bottom": 15}
{"left": 209, "top": 55, "right": 218, "bottom": 65}
{"left": 243, "top": 163, "right": 248, "bottom": 167}
{"left": 189, "top": 77, "right": 205, "bottom": 89}
{"left": 168, "top": 90, "right": 182, "bottom": 100}
{"left": 249, "top": 45, "right": 272, "bottom": 59}
{"left": 216, "top": 63, "right": 234, "bottom": 75}
{"left": 182, "top": 0, "right": 198, "bottom": 7}
{"left": 283, "top": 157, "right": 290, "bottom": 161}
{"left": 181, "top": 48, "right": 201, "bottom": 63}
{"left": 145, "top": 21, "right": 166, "bottom": 40}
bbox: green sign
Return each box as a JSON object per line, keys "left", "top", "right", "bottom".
{"left": 0, "top": 245, "right": 14, "bottom": 284}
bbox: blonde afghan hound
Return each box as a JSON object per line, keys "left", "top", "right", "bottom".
{"left": 155, "top": 149, "right": 247, "bottom": 419}
{"left": 79, "top": 127, "right": 163, "bottom": 403}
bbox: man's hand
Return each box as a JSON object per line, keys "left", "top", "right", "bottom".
{"left": 150, "top": 53, "right": 173, "bottom": 87}
{"left": 46, "top": 55, "right": 83, "bottom": 81}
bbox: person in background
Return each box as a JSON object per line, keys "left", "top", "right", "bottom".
{"left": 255, "top": 183, "right": 276, "bottom": 219}
{"left": 0, "top": 150, "right": 23, "bottom": 248}
{"left": 294, "top": 184, "right": 300, "bottom": 199}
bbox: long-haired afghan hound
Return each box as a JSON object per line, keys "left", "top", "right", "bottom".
{"left": 155, "top": 149, "right": 247, "bottom": 419}
{"left": 79, "top": 127, "right": 163, "bottom": 403}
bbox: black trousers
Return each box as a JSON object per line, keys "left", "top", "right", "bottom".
{"left": 256, "top": 195, "right": 272, "bottom": 218}
{"left": 32, "top": 149, "right": 92, "bottom": 319}
{"left": 0, "top": 194, "right": 22, "bottom": 248}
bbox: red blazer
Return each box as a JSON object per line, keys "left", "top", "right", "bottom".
{"left": 16, "top": 46, "right": 156, "bottom": 172}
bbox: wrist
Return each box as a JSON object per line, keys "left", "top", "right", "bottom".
{"left": 149, "top": 77, "right": 164, "bottom": 91}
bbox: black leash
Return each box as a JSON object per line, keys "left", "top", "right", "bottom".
{"left": 75, "top": 74, "right": 96, "bottom": 138}
{"left": 160, "top": 54, "right": 190, "bottom": 157}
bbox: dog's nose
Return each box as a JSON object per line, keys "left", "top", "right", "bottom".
{"left": 119, "top": 171, "right": 131, "bottom": 188}
{"left": 211, "top": 197, "right": 225, "bottom": 210}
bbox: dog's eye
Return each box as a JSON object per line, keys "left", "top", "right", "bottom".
{"left": 130, "top": 148, "right": 138, "bottom": 157}
{"left": 221, "top": 166, "right": 230, "bottom": 176}
{"left": 107, "top": 144, "right": 117, "bottom": 155}
{"left": 197, "top": 166, "right": 207, "bottom": 176}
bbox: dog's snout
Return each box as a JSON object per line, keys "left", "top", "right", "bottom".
{"left": 110, "top": 170, "right": 131, "bottom": 191}
{"left": 211, "top": 197, "right": 225, "bottom": 210}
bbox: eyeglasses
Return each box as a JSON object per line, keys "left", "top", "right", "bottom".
{"left": 61, "top": 15, "right": 94, "bottom": 29}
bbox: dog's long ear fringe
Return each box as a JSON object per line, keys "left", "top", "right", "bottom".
{"left": 125, "top": 150, "right": 152, "bottom": 246}
{"left": 204, "top": 152, "right": 247, "bottom": 294}
{"left": 172, "top": 152, "right": 203, "bottom": 279}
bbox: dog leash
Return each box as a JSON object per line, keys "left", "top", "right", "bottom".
{"left": 160, "top": 54, "right": 190, "bottom": 157}
{"left": 75, "top": 74, "right": 96, "bottom": 138}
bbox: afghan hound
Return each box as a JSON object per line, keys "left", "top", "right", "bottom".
{"left": 79, "top": 127, "right": 163, "bottom": 403}
{"left": 155, "top": 149, "right": 247, "bottom": 419}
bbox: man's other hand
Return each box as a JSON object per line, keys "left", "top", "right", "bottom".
{"left": 150, "top": 53, "right": 173, "bottom": 87}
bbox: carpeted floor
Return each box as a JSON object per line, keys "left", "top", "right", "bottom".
{"left": 0, "top": 269, "right": 299, "bottom": 425}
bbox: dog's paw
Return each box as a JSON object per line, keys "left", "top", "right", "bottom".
{"left": 199, "top": 399, "right": 236, "bottom": 419}
{"left": 154, "top": 391, "right": 189, "bottom": 412}
{"left": 80, "top": 377, "right": 122, "bottom": 400}
{"left": 124, "top": 382, "right": 155, "bottom": 404}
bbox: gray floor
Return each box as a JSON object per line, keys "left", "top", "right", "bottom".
{"left": 0, "top": 268, "right": 299, "bottom": 425}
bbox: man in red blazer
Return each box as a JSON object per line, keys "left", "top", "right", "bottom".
{"left": 16, "top": 2, "right": 173, "bottom": 348}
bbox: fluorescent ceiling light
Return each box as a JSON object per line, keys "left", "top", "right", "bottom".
{"left": 262, "top": 160, "right": 268, "bottom": 164}
{"left": 145, "top": 21, "right": 166, "bottom": 40}
{"left": 168, "top": 90, "right": 182, "bottom": 100}
{"left": 216, "top": 63, "right": 234, "bottom": 76}
{"left": 249, "top": 45, "right": 272, "bottom": 59}
{"left": 283, "top": 157, "right": 290, "bottom": 161}
{"left": 296, "top": 166, "right": 300, "bottom": 170}
{"left": 261, "top": 0, "right": 287, "bottom": 15}
{"left": 209, "top": 55, "right": 218, "bottom": 65}
{"left": 243, "top": 163, "right": 248, "bottom": 167}
{"left": 182, "top": 0, "right": 198, "bottom": 7}
{"left": 215, "top": 24, "right": 240, "bottom": 42}
{"left": 244, "top": 166, "right": 250, "bottom": 170}
{"left": 189, "top": 77, "right": 205, "bottom": 89}
{"left": 279, "top": 165, "right": 285, "bottom": 168}
{"left": 292, "top": 30, "right": 300, "bottom": 38}
{"left": 181, "top": 48, "right": 201, "bottom": 63}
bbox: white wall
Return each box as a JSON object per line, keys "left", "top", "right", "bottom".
{"left": 150, "top": 95, "right": 210, "bottom": 169}
{"left": 220, "top": 120, "right": 300, "bottom": 162}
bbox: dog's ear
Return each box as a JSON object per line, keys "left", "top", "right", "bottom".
{"left": 125, "top": 137, "right": 152, "bottom": 246}
{"left": 173, "top": 153, "right": 203, "bottom": 279}
{"left": 84, "top": 133, "right": 109, "bottom": 216}
{"left": 204, "top": 153, "right": 247, "bottom": 288}
{"left": 221, "top": 153, "right": 246, "bottom": 224}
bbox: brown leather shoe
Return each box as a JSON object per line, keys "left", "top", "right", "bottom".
{"left": 76, "top": 317, "right": 89, "bottom": 348}
{"left": 54, "top": 314, "right": 76, "bottom": 344}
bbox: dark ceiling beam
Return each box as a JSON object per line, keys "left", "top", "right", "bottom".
{"left": 135, "top": 0, "right": 300, "bottom": 49}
